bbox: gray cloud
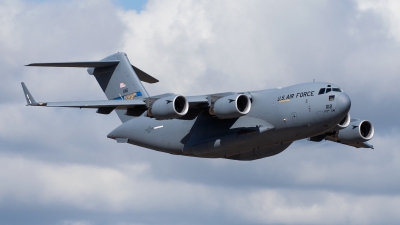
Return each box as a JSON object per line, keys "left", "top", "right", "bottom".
{"left": 1, "top": 0, "right": 400, "bottom": 224}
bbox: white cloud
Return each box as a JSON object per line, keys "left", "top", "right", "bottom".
{"left": 233, "top": 189, "right": 400, "bottom": 224}
{"left": 357, "top": 0, "right": 400, "bottom": 44}
{"left": 0, "top": 155, "right": 222, "bottom": 215}
{"left": 61, "top": 221, "right": 93, "bottom": 225}
{"left": 118, "top": 0, "right": 400, "bottom": 102}
{"left": 1, "top": 144, "right": 400, "bottom": 225}
{"left": 1, "top": 0, "right": 400, "bottom": 224}
{"left": 0, "top": 0, "right": 126, "bottom": 105}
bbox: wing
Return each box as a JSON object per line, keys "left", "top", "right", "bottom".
{"left": 21, "top": 82, "right": 146, "bottom": 114}
{"left": 21, "top": 82, "right": 252, "bottom": 119}
{"left": 308, "top": 133, "right": 374, "bottom": 149}
{"left": 44, "top": 99, "right": 146, "bottom": 109}
{"left": 21, "top": 82, "right": 207, "bottom": 115}
{"left": 184, "top": 91, "right": 252, "bottom": 108}
{"left": 323, "top": 134, "right": 374, "bottom": 149}
{"left": 185, "top": 95, "right": 209, "bottom": 107}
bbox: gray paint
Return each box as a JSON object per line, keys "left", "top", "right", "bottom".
{"left": 23, "top": 53, "right": 372, "bottom": 161}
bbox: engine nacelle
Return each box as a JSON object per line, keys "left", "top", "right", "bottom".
{"left": 334, "top": 112, "right": 351, "bottom": 130}
{"left": 337, "top": 119, "right": 374, "bottom": 143}
{"left": 209, "top": 94, "right": 251, "bottom": 119}
{"left": 148, "top": 95, "right": 189, "bottom": 120}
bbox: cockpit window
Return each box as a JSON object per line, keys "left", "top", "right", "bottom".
{"left": 332, "top": 88, "right": 342, "bottom": 92}
{"left": 319, "top": 86, "right": 343, "bottom": 95}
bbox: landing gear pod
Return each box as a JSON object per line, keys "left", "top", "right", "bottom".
{"left": 148, "top": 95, "right": 189, "bottom": 120}
{"left": 209, "top": 94, "right": 251, "bottom": 119}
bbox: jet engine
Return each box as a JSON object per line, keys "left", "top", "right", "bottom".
{"left": 334, "top": 119, "right": 374, "bottom": 143}
{"left": 148, "top": 95, "right": 189, "bottom": 120}
{"left": 209, "top": 94, "right": 251, "bottom": 119}
{"left": 335, "top": 112, "right": 351, "bottom": 130}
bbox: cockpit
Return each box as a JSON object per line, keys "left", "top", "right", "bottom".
{"left": 318, "top": 85, "right": 343, "bottom": 95}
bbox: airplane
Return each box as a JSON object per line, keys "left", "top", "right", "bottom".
{"left": 21, "top": 52, "right": 374, "bottom": 161}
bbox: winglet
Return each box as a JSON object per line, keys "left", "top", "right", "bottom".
{"left": 21, "top": 82, "right": 40, "bottom": 106}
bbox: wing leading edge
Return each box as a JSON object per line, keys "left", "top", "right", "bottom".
{"left": 21, "top": 82, "right": 208, "bottom": 111}
{"left": 21, "top": 82, "right": 146, "bottom": 109}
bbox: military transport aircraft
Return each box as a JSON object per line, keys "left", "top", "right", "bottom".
{"left": 21, "top": 52, "right": 374, "bottom": 160}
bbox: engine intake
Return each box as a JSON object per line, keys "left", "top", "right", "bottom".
{"left": 148, "top": 95, "right": 189, "bottom": 120}
{"left": 334, "top": 112, "right": 351, "bottom": 130}
{"left": 209, "top": 94, "right": 251, "bottom": 119}
{"left": 337, "top": 119, "right": 374, "bottom": 143}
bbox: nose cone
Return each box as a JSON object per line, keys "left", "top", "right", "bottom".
{"left": 336, "top": 93, "right": 351, "bottom": 113}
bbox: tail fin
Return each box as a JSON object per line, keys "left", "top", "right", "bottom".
{"left": 26, "top": 52, "right": 158, "bottom": 122}
{"left": 87, "top": 52, "right": 152, "bottom": 100}
{"left": 86, "top": 52, "right": 154, "bottom": 122}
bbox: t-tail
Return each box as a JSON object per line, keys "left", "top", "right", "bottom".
{"left": 25, "top": 52, "right": 158, "bottom": 122}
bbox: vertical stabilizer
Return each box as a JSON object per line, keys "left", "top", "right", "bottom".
{"left": 87, "top": 52, "right": 150, "bottom": 122}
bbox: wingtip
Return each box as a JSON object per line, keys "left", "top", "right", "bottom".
{"left": 21, "top": 82, "right": 37, "bottom": 105}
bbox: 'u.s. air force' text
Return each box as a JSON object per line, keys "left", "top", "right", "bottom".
{"left": 277, "top": 91, "right": 315, "bottom": 101}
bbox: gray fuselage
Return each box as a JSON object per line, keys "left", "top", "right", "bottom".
{"left": 108, "top": 82, "right": 351, "bottom": 160}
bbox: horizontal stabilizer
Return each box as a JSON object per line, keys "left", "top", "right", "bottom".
{"left": 25, "top": 60, "right": 160, "bottom": 84}
{"left": 132, "top": 65, "right": 159, "bottom": 83}
{"left": 26, "top": 61, "right": 120, "bottom": 68}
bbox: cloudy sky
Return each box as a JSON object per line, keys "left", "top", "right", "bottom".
{"left": 1, "top": 0, "right": 400, "bottom": 224}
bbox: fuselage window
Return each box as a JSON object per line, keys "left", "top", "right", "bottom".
{"left": 329, "top": 95, "right": 335, "bottom": 101}
{"left": 326, "top": 88, "right": 332, "bottom": 93}
{"left": 332, "top": 88, "right": 342, "bottom": 92}
{"left": 318, "top": 88, "right": 325, "bottom": 95}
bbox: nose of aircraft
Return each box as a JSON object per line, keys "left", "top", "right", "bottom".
{"left": 336, "top": 92, "right": 351, "bottom": 113}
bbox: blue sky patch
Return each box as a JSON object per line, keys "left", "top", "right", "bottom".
{"left": 115, "top": 0, "right": 148, "bottom": 12}
{"left": 29, "top": 0, "right": 148, "bottom": 12}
